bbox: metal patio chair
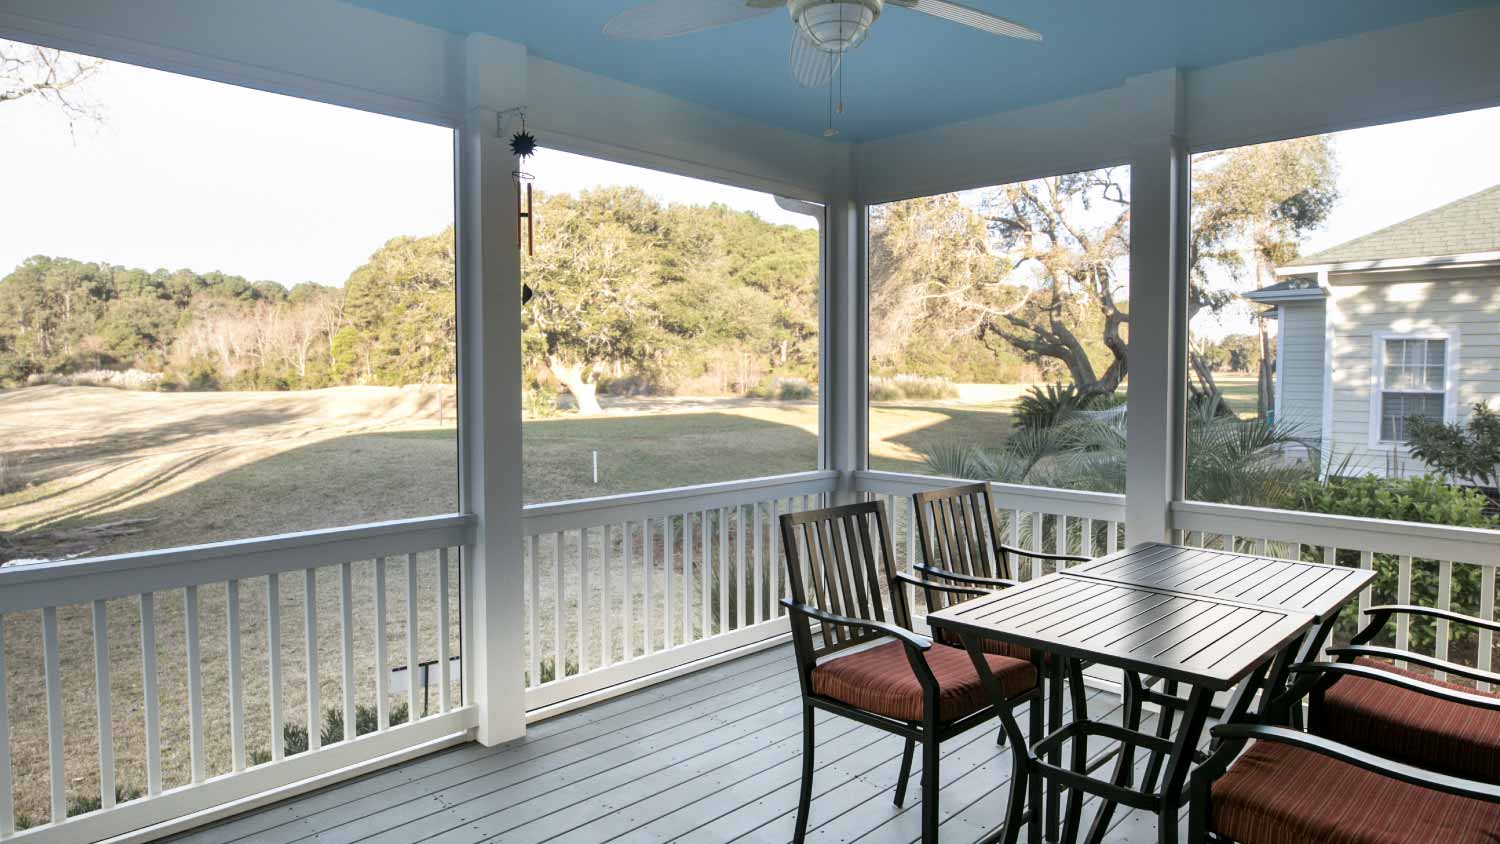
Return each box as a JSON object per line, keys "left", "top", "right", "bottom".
{"left": 779, "top": 500, "right": 1045, "bottom": 844}
{"left": 1192, "top": 661, "right": 1500, "bottom": 844}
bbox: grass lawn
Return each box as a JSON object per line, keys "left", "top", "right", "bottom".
{"left": 0, "top": 385, "right": 1014, "bottom": 820}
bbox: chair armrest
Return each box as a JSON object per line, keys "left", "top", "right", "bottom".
{"left": 998, "top": 543, "right": 1089, "bottom": 564}
{"left": 894, "top": 571, "right": 990, "bottom": 600}
{"left": 1328, "top": 645, "right": 1500, "bottom": 688}
{"left": 780, "top": 599, "right": 932, "bottom": 652}
{"left": 912, "top": 564, "right": 1020, "bottom": 590}
{"left": 1364, "top": 604, "right": 1500, "bottom": 634}
{"left": 1289, "top": 661, "right": 1500, "bottom": 712}
{"left": 1210, "top": 723, "right": 1500, "bottom": 803}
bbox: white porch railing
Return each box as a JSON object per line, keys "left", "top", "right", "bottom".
{"left": 520, "top": 471, "right": 838, "bottom": 714}
{"left": 1172, "top": 501, "right": 1500, "bottom": 685}
{"left": 0, "top": 514, "right": 475, "bottom": 843}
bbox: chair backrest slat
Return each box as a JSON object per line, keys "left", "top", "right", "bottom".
{"left": 913, "top": 482, "right": 1009, "bottom": 616}
{"left": 780, "top": 501, "right": 912, "bottom": 660}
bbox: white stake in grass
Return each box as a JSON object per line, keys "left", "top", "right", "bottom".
{"left": 593, "top": 450, "right": 599, "bottom": 484}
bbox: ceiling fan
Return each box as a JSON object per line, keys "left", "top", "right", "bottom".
{"left": 604, "top": 0, "right": 1041, "bottom": 90}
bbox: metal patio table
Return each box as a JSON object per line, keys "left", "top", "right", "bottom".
{"left": 1068, "top": 543, "right": 1376, "bottom": 728}
{"left": 927, "top": 570, "right": 1316, "bottom": 844}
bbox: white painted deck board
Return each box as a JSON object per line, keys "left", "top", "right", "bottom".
{"left": 166, "top": 643, "right": 1169, "bottom": 844}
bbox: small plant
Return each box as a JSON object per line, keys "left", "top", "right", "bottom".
{"left": 530, "top": 657, "right": 581, "bottom": 686}
{"left": 1405, "top": 402, "right": 1500, "bottom": 491}
{"left": 249, "top": 701, "right": 415, "bottom": 765}
{"left": 1012, "top": 384, "right": 1108, "bottom": 431}
{"left": 67, "top": 784, "right": 145, "bottom": 817}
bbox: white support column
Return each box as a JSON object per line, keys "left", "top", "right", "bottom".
{"left": 457, "top": 33, "right": 528, "bottom": 746}
{"left": 822, "top": 185, "right": 868, "bottom": 496}
{"left": 1124, "top": 70, "right": 1189, "bottom": 544}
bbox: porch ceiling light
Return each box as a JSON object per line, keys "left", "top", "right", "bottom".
{"left": 789, "top": 0, "right": 882, "bottom": 54}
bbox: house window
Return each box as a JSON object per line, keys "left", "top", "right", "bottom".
{"left": 1378, "top": 336, "right": 1449, "bottom": 442}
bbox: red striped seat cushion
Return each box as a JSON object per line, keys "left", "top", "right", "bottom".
{"left": 1312, "top": 656, "right": 1500, "bottom": 783}
{"left": 810, "top": 640, "right": 1036, "bottom": 723}
{"left": 933, "top": 628, "right": 1041, "bottom": 663}
{"left": 1212, "top": 740, "right": 1500, "bottom": 844}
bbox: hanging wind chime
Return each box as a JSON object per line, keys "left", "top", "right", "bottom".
{"left": 508, "top": 109, "right": 538, "bottom": 304}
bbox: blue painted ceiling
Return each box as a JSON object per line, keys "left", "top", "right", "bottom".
{"left": 343, "top": 0, "right": 1500, "bottom": 140}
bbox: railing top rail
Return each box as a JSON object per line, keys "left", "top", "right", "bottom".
{"left": 1171, "top": 500, "right": 1500, "bottom": 566}
{"left": 521, "top": 470, "right": 838, "bottom": 535}
{"left": 853, "top": 470, "right": 1127, "bottom": 522}
{"left": 0, "top": 513, "right": 474, "bottom": 613}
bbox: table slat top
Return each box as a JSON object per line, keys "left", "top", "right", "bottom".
{"left": 927, "top": 575, "right": 1315, "bottom": 690}
{"left": 1065, "top": 543, "right": 1374, "bottom": 620}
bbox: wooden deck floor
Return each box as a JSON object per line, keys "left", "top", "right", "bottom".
{"left": 167, "top": 643, "right": 1178, "bottom": 843}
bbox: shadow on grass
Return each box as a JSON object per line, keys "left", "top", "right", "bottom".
{"left": 10, "top": 409, "right": 821, "bottom": 560}
{"left": 869, "top": 403, "right": 1012, "bottom": 474}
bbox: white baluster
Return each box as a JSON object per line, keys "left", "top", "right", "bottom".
{"left": 140, "top": 593, "right": 162, "bottom": 792}
{"left": 437, "top": 548, "right": 451, "bottom": 713}
{"left": 643, "top": 518, "right": 654, "bottom": 655}
{"left": 579, "top": 528, "right": 590, "bottom": 671}
{"left": 373, "top": 559, "right": 388, "bottom": 729}
{"left": 42, "top": 606, "right": 64, "bottom": 822}
{"left": 1396, "top": 555, "right": 1413, "bottom": 668}
{"left": 526, "top": 535, "right": 538, "bottom": 687}
{"left": 269, "top": 573, "right": 285, "bottom": 756}
{"left": 603, "top": 526, "right": 613, "bottom": 667}
{"left": 339, "top": 563, "right": 355, "bottom": 741}
{"left": 1436, "top": 560, "right": 1453, "bottom": 680}
{"left": 228, "top": 580, "right": 245, "bottom": 769}
{"left": 305, "top": 570, "right": 320, "bottom": 748}
{"left": 1481, "top": 564, "right": 1495, "bottom": 692}
{"left": 92, "top": 599, "right": 114, "bottom": 808}
{"left": 552, "top": 532, "right": 564, "bottom": 678}
{"left": 185, "top": 585, "right": 205, "bottom": 780}
{"left": 406, "top": 554, "right": 419, "bottom": 720}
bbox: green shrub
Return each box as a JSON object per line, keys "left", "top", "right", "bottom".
{"left": 522, "top": 384, "right": 560, "bottom": 419}
{"left": 870, "top": 374, "right": 959, "bottom": 402}
{"left": 1296, "top": 473, "right": 1499, "bottom": 652}
{"left": 1405, "top": 402, "right": 1500, "bottom": 491}
{"left": 1294, "top": 474, "right": 1497, "bottom": 528}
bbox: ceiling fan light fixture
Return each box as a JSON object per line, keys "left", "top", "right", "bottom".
{"left": 789, "top": 0, "right": 881, "bottom": 54}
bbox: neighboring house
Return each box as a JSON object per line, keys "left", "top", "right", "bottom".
{"left": 1246, "top": 184, "right": 1500, "bottom": 478}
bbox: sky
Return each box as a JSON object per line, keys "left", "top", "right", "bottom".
{"left": 0, "top": 46, "right": 811, "bottom": 289}
{"left": 4, "top": 42, "right": 1500, "bottom": 317}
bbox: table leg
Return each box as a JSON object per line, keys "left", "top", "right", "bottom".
{"left": 1082, "top": 671, "right": 1142, "bottom": 844}
{"left": 1139, "top": 678, "right": 1177, "bottom": 794}
{"left": 1047, "top": 657, "right": 1064, "bottom": 841}
{"left": 1156, "top": 685, "right": 1212, "bottom": 844}
{"left": 1060, "top": 658, "right": 1091, "bottom": 844}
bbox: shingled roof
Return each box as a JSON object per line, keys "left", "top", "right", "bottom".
{"left": 1287, "top": 183, "right": 1500, "bottom": 267}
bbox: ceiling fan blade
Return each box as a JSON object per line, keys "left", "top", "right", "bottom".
{"left": 888, "top": 0, "right": 1042, "bottom": 41}
{"left": 603, "top": 0, "right": 782, "bottom": 40}
{"left": 789, "top": 28, "right": 840, "bottom": 88}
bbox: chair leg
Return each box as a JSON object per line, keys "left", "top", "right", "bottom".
{"left": 921, "top": 732, "right": 940, "bottom": 844}
{"left": 795, "top": 705, "right": 814, "bottom": 843}
{"left": 895, "top": 736, "right": 916, "bottom": 807}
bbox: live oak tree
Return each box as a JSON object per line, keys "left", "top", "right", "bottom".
{"left": 522, "top": 187, "right": 664, "bottom": 415}
{"left": 1190, "top": 136, "right": 1339, "bottom": 416}
{"left": 976, "top": 170, "right": 1131, "bottom": 399}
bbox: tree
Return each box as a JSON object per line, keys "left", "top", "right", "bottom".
{"left": 975, "top": 170, "right": 1131, "bottom": 398}
{"left": 1190, "top": 136, "right": 1339, "bottom": 417}
{"left": 523, "top": 188, "right": 663, "bottom": 414}
{"left": 1, "top": 39, "right": 104, "bottom": 134}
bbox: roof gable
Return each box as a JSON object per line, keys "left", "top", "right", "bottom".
{"left": 1292, "top": 183, "right": 1500, "bottom": 266}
